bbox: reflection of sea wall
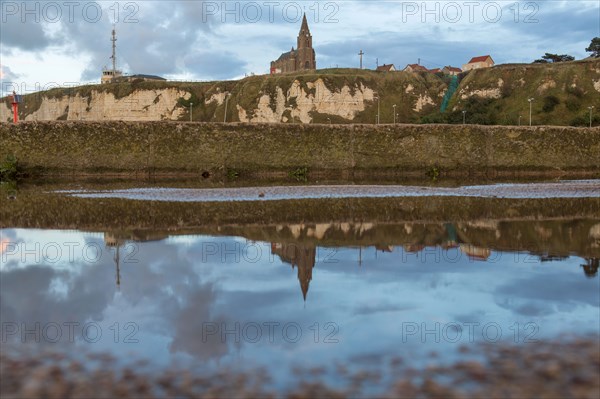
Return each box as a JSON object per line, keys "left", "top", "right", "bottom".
{"left": 3, "top": 187, "right": 599, "bottom": 227}
{"left": 3, "top": 186, "right": 599, "bottom": 258}
{"left": 1, "top": 121, "right": 599, "bottom": 176}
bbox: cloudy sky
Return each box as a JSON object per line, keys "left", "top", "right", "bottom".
{"left": 1, "top": 0, "right": 599, "bottom": 94}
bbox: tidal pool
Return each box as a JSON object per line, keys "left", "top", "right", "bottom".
{"left": 1, "top": 180, "right": 599, "bottom": 397}
{"left": 60, "top": 180, "right": 600, "bottom": 201}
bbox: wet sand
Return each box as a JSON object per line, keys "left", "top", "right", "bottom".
{"left": 2, "top": 337, "right": 598, "bottom": 398}
{"left": 62, "top": 180, "right": 600, "bottom": 202}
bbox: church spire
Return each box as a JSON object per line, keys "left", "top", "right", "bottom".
{"left": 297, "top": 13, "right": 312, "bottom": 49}
{"left": 300, "top": 13, "right": 309, "bottom": 34}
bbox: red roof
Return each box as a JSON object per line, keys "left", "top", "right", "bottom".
{"left": 429, "top": 68, "right": 441, "bottom": 73}
{"left": 467, "top": 55, "right": 493, "bottom": 64}
{"left": 376, "top": 64, "right": 395, "bottom": 72}
{"left": 444, "top": 66, "right": 462, "bottom": 73}
{"left": 404, "top": 64, "right": 428, "bottom": 72}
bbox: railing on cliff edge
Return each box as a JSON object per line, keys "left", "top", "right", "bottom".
{"left": 440, "top": 75, "right": 459, "bottom": 113}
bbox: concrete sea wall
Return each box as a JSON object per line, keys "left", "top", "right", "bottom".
{"left": 1, "top": 121, "right": 599, "bottom": 176}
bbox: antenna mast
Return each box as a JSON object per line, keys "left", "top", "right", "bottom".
{"left": 110, "top": 25, "right": 117, "bottom": 76}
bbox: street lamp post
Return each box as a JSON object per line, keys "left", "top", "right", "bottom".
{"left": 190, "top": 102, "right": 193, "bottom": 122}
{"left": 528, "top": 98, "right": 534, "bottom": 126}
{"left": 224, "top": 94, "right": 230, "bottom": 123}
{"left": 393, "top": 104, "right": 396, "bottom": 124}
{"left": 589, "top": 106, "right": 595, "bottom": 128}
{"left": 462, "top": 110, "right": 466, "bottom": 125}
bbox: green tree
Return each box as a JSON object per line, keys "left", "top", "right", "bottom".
{"left": 585, "top": 37, "right": 600, "bottom": 58}
{"left": 537, "top": 53, "right": 575, "bottom": 63}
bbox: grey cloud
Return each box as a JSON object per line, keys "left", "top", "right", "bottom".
{"left": 502, "top": 3, "right": 600, "bottom": 59}
{"left": 1, "top": 64, "right": 21, "bottom": 80}
{"left": 316, "top": 32, "right": 473, "bottom": 72}
{"left": 0, "top": 15, "right": 53, "bottom": 50}
{"left": 453, "top": 309, "right": 488, "bottom": 325}
{"left": 317, "top": 1, "right": 600, "bottom": 69}
{"left": 1, "top": 1, "right": 224, "bottom": 81}
{"left": 182, "top": 50, "right": 247, "bottom": 80}
{"left": 0, "top": 1, "right": 338, "bottom": 81}
{"left": 2, "top": 0, "right": 599, "bottom": 82}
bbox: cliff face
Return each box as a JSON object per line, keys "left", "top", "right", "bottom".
{"left": 236, "top": 79, "right": 375, "bottom": 123}
{"left": 1, "top": 60, "right": 599, "bottom": 126}
{"left": 0, "top": 101, "right": 11, "bottom": 119}
{"left": 0, "top": 88, "right": 190, "bottom": 122}
{"left": 444, "top": 60, "right": 600, "bottom": 126}
{"left": 0, "top": 70, "right": 445, "bottom": 124}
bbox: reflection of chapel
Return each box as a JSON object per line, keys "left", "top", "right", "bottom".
{"left": 271, "top": 243, "right": 316, "bottom": 301}
{"left": 270, "top": 14, "right": 316, "bottom": 74}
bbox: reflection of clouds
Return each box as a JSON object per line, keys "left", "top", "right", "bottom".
{"left": 453, "top": 310, "right": 488, "bottom": 325}
{"left": 113, "top": 240, "right": 235, "bottom": 361}
{"left": 0, "top": 262, "right": 116, "bottom": 327}
{"left": 319, "top": 249, "right": 600, "bottom": 340}
{"left": 494, "top": 297, "right": 556, "bottom": 317}
{"left": 0, "top": 266, "right": 55, "bottom": 324}
{"left": 353, "top": 303, "right": 416, "bottom": 316}
{"left": 495, "top": 273, "right": 599, "bottom": 307}
{"left": 1, "top": 228, "right": 599, "bottom": 376}
{"left": 169, "top": 287, "right": 229, "bottom": 360}
{"left": 0, "top": 231, "right": 282, "bottom": 362}
{"left": 1, "top": 229, "right": 103, "bottom": 272}
{"left": 494, "top": 272, "right": 600, "bottom": 317}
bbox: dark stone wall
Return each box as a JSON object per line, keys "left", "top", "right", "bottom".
{"left": 1, "top": 121, "right": 599, "bottom": 176}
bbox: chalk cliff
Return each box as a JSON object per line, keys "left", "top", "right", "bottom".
{"left": 2, "top": 60, "right": 599, "bottom": 126}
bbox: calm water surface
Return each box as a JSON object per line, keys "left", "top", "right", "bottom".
{"left": 1, "top": 180, "right": 599, "bottom": 391}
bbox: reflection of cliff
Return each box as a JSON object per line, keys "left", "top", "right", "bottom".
{"left": 459, "top": 244, "right": 491, "bottom": 261}
{"left": 218, "top": 220, "right": 598, "bottom": 259}
{"left": 96, "top": 218, "right": 600, "bottom": 290}
{"left": 263, "top": 221, "right": 600, "bottom": 279}
{"left": 271, "top": 243, "right": 316, "bottom": 301}
{"left": 104, "top": 231, "right": 168, "bottom": 244}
